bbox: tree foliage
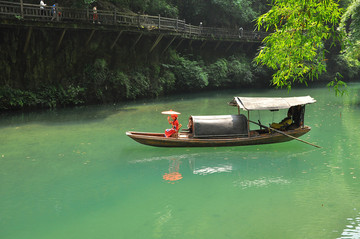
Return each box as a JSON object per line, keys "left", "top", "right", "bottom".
{"left": 0, "top": 85, "right": 85, "bottom": 110}
{"left": 166, "top": 51, "right": 209, "bottom": 90}
{"left": 207, "top": 56, "right": 253, "bottom": 88}
{"left": 173, "top": 0, "right": 263, "bottom": 28}
{"left": 255, "top": 0, "right": 346, "bottom": 93}
{"left": 339, "top": 0, "right": 360, "bottom": 67}
{"left": 66, "top": 0, "right": 266, "bottom": 28}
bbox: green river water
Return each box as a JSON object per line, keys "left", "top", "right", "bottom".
{"left": 1, "top": 83, "right": 360, "bottom": 239}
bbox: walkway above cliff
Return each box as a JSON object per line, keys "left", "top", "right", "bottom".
{"left": 0, "top": 1, "right": 267, "bottom": 43}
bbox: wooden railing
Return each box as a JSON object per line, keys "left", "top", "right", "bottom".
{"left": 0, "top": 0, "right": 267, "bottom": 41}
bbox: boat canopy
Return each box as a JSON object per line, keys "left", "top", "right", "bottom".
{"left": 230, "top": 96, "right": 316, "bottom": 111}
{"left": 191, "top": 114, "right": 248, "bottom": 138}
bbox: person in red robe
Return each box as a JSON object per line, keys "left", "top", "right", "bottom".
{"left": 165, "top": 114, "right": 179, "bottom": 137}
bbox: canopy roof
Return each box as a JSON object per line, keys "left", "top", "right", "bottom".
{"left": 230, "top": 96, "right": 316, "bottom": 111}
{"left": 191, "top": 115, "right": 248, "bottom": 138}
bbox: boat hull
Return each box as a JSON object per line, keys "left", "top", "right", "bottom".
{"left": 126, "top": 126, "right": 311, "bottom": 147}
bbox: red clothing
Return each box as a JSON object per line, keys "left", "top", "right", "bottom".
{"left": 93, "top": 7, "right": 98, "bottom": 21}
{"left": 165, "top": 119, "right": 179, "bottom": 137}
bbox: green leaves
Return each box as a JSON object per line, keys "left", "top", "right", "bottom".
{"left": 0, "top": 85, "right": 84, "bottom": 110}
{"left": 168, "top": 53, "right": 209, "bottom": 90}
{"left": 255, "top": 0, "right": 344, "bottom": 90}
{"left": 339, "top": 0, "right": 360, "bottom": 67}
{"left": 83, "top": 0, "right": 96, "bottom": 5}
{"left": 327, "top": 72, "right": 347, "bottom": 96}
{"left": 207, "top": 56, "right": 253, "bottom": 88}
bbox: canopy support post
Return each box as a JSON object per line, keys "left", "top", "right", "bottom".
{"left": 247, "top": 111, "right": 250, "bottom": 137}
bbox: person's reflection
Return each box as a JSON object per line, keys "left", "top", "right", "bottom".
{"left": 163, "top": 158, "right": 183, "bottom": 183}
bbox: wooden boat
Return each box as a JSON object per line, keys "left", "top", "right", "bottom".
{"left": 126, "top": 96, "right": 317, "bottom": 147}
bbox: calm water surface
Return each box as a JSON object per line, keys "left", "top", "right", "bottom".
{"left": 1, "top": 83, "right": 360, "bottom": 239}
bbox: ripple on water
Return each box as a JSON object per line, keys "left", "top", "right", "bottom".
{"left": 233, "top": 176, "right": 291, "bottom": 189}
{"left": 339, "top": 213, "right": 360, "bottom": 239}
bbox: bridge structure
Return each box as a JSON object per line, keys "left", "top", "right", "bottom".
{"left": 0, "top": 0, "right": 267, "bottom": 53}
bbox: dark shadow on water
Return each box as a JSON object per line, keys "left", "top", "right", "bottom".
{"left": 0, "top": 104, "right": 137, "bottom": 127}
{"left": 1, "top": 82, "right": 348, "bottom": 127}
{"left": 0, "top": 88, "right": 269, "bottom": 127}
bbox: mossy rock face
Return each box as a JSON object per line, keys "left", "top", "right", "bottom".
{"left": 0, "top": 26, "right": 269, "bottom": 110}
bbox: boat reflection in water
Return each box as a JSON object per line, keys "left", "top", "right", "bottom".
{"left": 161, "top": 156, "right": 235, "bottom": 183}
{"left": 189, "top": 158, "right": 233, "bottom": 176}
{"left": 163, "top": 158, "right": 183, "bottom": 184}
{"left": 130, "top": 153, "right": 235, "bottom": 183}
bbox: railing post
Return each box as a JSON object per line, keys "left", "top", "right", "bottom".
{"left": 158, "top": 14, "right": 160, "bottom": 29}
{"left": 20, "top": 0, "right": 24, "bottom": 18}
{"left": 176, "top": 17, "right": 178, "bottom": 31}
{"left": 114, "top": 9, "right": 116, "bottom": 24}
{"left": 86, "top": 8, "right": 89, "bottom": 21}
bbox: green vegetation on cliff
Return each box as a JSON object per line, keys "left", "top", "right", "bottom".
{"left": 0, "top": 45, "right": 263, "bottom": 110}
